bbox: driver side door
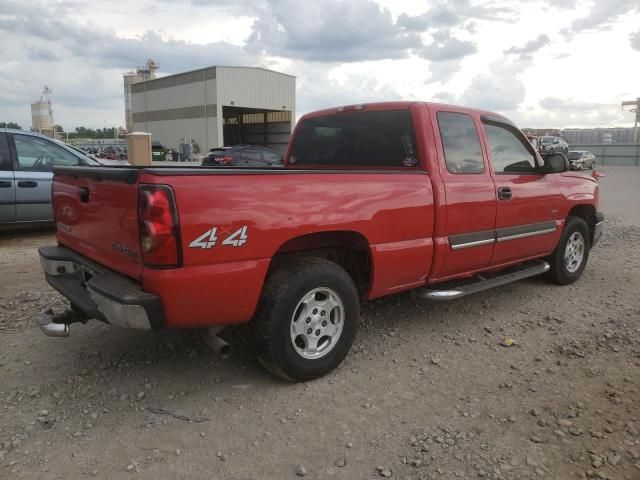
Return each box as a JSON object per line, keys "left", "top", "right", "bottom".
{"left": 10, "top": 133, "right": 80, "bottom": 222}
{"left": 481, "top": 119, "right": 563, "bottom": 266}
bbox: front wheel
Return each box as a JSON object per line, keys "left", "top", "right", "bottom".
{"left": 253, "top": 257, "right": 359, "bottom": 382}
{"left": 547, "top": 216, "right": 590, "bottom": 285}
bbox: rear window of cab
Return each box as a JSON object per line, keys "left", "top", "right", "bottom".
{"left": 289, "top": 111, "right": 419, "bottom": 168}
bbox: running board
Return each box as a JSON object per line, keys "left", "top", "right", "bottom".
{"left": 414, "top": 260, "right": 550, "bottom": 301}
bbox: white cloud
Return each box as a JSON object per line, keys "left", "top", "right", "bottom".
{"left": 0, "top": 0, "right": 638, "bottom": 131}
{"left": 571, "top": 0, "right": 639, "bottom": 32}
{"left": 631, "top": 30, "right": 640, "bottom": 51}
{"left": 246, "top": 0, "right": 422, "bottom": 62}
{"left": 420, "top": 30, "right": 477, "bottom": 62}
{"left": 504, "top": 34, "right": 550, "bottom": 58}
{"left": 459, "top": 61, "right": 527, "bottom": 112}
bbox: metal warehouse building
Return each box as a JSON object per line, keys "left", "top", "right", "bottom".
{"left": 129, "top": 66, "right": 296, "bottom": 154}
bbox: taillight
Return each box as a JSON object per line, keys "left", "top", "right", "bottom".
{"left": 137, "top": 184, "right": 182, "bottom": 268}
{"left": 220, "top": 155, "right": 233, "bottom": 164}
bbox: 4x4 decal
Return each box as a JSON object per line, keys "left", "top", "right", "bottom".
{"left": 189, "top": 226, "right": 248, "bottom": 249}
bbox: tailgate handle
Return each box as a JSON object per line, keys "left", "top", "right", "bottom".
{"left": 18, "top": 180, "right": 38, "bottom": 188}
{"left": 78, "top": 187, "right": 90, "bottom": 203}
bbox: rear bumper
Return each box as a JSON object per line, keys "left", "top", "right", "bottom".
{"left": 38, "top": 245, "right": 165, "bottom": 330}
{"left": 592, "top": 212, "right": 604, "bottom": 246}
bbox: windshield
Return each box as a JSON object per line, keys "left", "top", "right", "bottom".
{"left": 541, "top": 136, "right": 555, "bottom": 143}
{"left": 567, "top": 152, "right": 583, "bottom": 159}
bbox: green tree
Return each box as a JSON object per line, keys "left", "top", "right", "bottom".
{"left": 0, "top": 121, "right": 22, "bottom": 129}
{"left": 66, "top": 126, "right": 122, "bottom": 140}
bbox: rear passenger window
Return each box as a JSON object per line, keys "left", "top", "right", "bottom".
{"left": 436, "top": 112, "right": 484, "bottom": 174}
{"left": 13, "top": 134, "right": 80, "bottom": 171}
{"left": 289, "top": 111, "right": 419, "bottom": 168}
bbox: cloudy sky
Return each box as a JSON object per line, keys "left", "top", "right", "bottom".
{"left": 1, "top": 0, "right": 639, "bottom": 131}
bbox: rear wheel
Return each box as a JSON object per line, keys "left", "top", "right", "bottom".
{"left": 547, "top": 216, "right": 590, "bottom": 285}
{"left": 253, "top": 257, "right": 359, "bottom": 382}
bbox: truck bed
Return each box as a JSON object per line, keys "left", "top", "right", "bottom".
{"left": 52, "top": 165, "right": 436, "bottom": 327}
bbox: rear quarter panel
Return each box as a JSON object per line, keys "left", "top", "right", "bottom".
{"left": 140, "top": 171, "right": 435, "bottom": 327}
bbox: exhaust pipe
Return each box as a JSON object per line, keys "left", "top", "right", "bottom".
{"left": 203, "top": 328, "right": 232, "bottom": 358}
{"left": 37, "top": 309, "right": 70, "bottom": 337}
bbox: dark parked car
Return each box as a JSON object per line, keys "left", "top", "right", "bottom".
{"left": 568, "top": 151, "right": 596, "bottom": 170}
{"left": 151, "top": 141, "right": 166, "bottom": 161}
{"left": 539, "top": 136, "right": 569, "bottom": 155}
{"left": 201, "top": 145, "right": 284, "bottom": 167}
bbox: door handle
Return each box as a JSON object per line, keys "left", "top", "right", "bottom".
{"left": 18, "top": 180, "right": 38, "bottom": 188}
{"left": 497, "top": 186, "right": 512, "bottom": 201}
{"left": 0, "top": 180, "right": 11, "bottom": 188}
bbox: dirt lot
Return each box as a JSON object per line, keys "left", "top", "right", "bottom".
{"left": 0, "top": 167, "right": 639, "bottom": 480}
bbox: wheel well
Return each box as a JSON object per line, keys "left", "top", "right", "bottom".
{"left": 567, "top": 204, "right": 596, "bottom": 241}
{"left": 268, "top": 231, "right": 372, "bottom": 296}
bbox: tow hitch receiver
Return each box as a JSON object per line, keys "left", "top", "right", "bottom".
{"left": 36, "top": 307, "right": 88, "bottom": 337}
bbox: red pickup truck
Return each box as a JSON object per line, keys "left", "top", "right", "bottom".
{"left": 38, "top": 102, "right": 604, "bottom": 381}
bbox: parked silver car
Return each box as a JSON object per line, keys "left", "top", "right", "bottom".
{"left": 0, "top": 129, "right": 99, "bottom": 227}
{"left": 567, "top": 150, "right": 596, "bottom": 170}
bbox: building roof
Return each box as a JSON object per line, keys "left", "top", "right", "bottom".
{"left": 139, "top": 65, "right": 296, "bottom": 87}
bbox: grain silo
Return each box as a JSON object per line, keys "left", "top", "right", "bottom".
{"left": 31, "top": 86, "right": 54, "bottom": 137}
{"left": 123, "top": 59, "right": 158, "bottom": 132}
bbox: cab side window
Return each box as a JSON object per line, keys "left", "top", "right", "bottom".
{"left": 13, "top": 134, "right": 80, "bottom": 172}
{"left": 436, "top": 112, "right": 484, "bottom": 174}
{"left": 483, "top": 123, "right": 538, "bottom": 174}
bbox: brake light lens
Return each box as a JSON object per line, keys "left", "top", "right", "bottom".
{"left": 138, "top": 184, "right": 181, "bottom": 268}
{"left": 220, "top": 155, "right": 233, "bottom": 164}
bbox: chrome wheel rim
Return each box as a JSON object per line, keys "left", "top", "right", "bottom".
{"left": 564, "top": 231, "right": 585, "bottom": 273}
{"left": 290, "top": 287, "right": 344, "bottom": 360}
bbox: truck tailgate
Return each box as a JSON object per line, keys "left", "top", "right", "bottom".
{"left": 52, "top": 167, "right": 143, "bottom": 281}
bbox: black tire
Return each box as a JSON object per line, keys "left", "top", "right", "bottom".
{"left": 253, "top": 257, "right": 359, "bottom": 382}
{"left": 547, "top": 216, "right": 590, "bottom": 285}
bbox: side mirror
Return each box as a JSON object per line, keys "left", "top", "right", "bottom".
{"left": 543, "top": 153, "right": 569, "bottom": 173}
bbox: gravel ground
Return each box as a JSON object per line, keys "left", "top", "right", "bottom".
{"left": 0, "top": 167, "right": 638, "bottom": 480}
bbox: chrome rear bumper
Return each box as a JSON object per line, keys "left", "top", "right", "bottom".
{"left": 37, "top": 246, "right": 165, "bottom": 333}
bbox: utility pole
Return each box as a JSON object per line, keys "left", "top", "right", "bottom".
{"left": 621, "top": 98, "right": 640, "bottom": 143}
